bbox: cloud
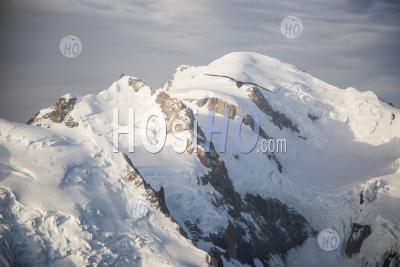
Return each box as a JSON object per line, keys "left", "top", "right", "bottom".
{"left": 79, "top": 0, "right": 115, "bottom": 11}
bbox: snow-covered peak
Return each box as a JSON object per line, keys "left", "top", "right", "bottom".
{"left": 207, "top": 51, "right": 303, "bottom": 84}
{"left": 165, "top": 51, "right": 309, "bottom": 95}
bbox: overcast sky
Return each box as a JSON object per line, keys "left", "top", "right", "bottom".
{"left": 1, "top": 0, "right": 399, "bottom": 122}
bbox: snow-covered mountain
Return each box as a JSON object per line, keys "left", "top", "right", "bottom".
{"left": 1, "top": 52, "right": 399, "bottom": 266}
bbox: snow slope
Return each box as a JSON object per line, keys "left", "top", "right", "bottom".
{"left": 1, "top": 52, "right": 400, "bottom": 266}
{"left": 0, "top": 117, "right": 209, "bottom": 265}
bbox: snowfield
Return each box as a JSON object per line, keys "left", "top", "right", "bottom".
{"left": 1, "top": 52, "right": 399, "bottom": 266}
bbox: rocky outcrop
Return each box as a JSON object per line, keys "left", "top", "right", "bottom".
{"left": 208, "top": 254, "right": 224, "bottom": 267}
{"left": 197, "top": 145, "right": 244, "bottom": 213}
{"left": 27, "top": 96, "right": 79, "bottom": 128}
{"left": 248, "top": 87, "right": 299, "bottom": 133}
{"left": 156, "top": 92, "right": 193, "bottom": 134}
{"left": 184, "top": 220, "right": 203, "bottom": 243}
{"left": 345, "top": 223, "right": 372, "bottom": 257}
{"left": 190, "top": 97, "right": 241, "bottom": 119}
{"left": 127, "top": 77, "right": 153, "bottom": 94}
{"left": 154, "top": 187, "right": 170, "bottom": 216}
{"left": 359, "top": 191, "right": 364, "bottom": 205}
{"left": 43, "top": 97, "right": 77, "bottom": 123}
{"left": 207, "top": 194, "right": 311, "bottom": 266}
{"left": 382, "top": 251, "right": 400, "bottom": 267}
{"left": 27, "top": 112, "right": 40, "bottom": 125}
{"left": 64, "top": 116, "right": 79, "bottom": 128}
{"left": 308, "top": 113, "right": 319, "bottom": 121}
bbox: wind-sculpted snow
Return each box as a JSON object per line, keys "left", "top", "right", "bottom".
{"left": 1, "top": 52, "right": 400, "bottom": 266}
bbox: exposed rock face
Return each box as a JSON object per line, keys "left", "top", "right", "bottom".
{"left": 195, "top": 127, "right": 309, "bottom": 265}
{"left": 44, "top": 97, "right": 77, "bottom": 123}
{"left": 207, "top": 193, "right": 311, "bottom": 266}
{"left": 64, "top": 116, "right": 79, "bottom": 128}
{"left": 248, "top": 87, "right": 299, "bottom": 133}
{"left": 382, "top": 251, "right": 400, "bottom": 267}
{"left": 359, "top": 191, "right": 364, "bottom": 205}
{"left": 196, "top": 141, "right": 244, "bottom": 212}
{"left": 308, "top": 113, "right": 319, "bottom": 121}
{"left": 191, "top": 97, "right": 241, "bottom": 119}
{"left": 184, "top": 220, "right": 203, "bottom": 243}
{"left": 154, "top": 187, "right": 170, "bottom": 216}
{"left": 345, "top": 223, "right": 372, "bottom": 257}
{"left": 156, "top": 92, "right": 193, "bottom": 134}
{"left": 208, "top": 254, "right": 224, "bottom": 267}
{"left": 128, "top": 77, "right": 148, "bottom": 93}
{"left": 27, "top": 96, "right": 79, "bottom": 128}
